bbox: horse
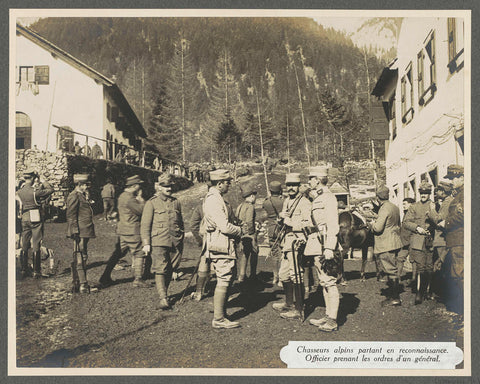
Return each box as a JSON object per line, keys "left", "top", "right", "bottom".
{"left": 337, "top": 210, "right": 383, "bottom": 281}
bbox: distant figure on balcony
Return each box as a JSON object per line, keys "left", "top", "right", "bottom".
{"left": 83, "top": 144, "right": 92, "bottom": 157}
{"left": 74, "top": 141, "right": 82, "bottom": 156}
{"left": 92, "top": 142, "right": 103, "bottom": 159}
{"left": 153, "top": 156, "right": 160, "bottom": 171}
{"left": 115, "top": 149, "right": 125, "bottom": 163}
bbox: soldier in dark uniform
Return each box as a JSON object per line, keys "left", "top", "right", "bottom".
{"left": 16, "top": 170, "right": 54, "bottom": 278}
{"left": 403, "top": 181, "right": 437, "bottom": 304}
{"left": 66, "top": 173, "right": 95, "bottom": 293}
{"left": 441, "top": 164, "right": 464, "bottom": 314}
{"left": 262, "top": 181, "right": 284, "bottom": 285}
{"left": 398, "top": 197, "right": 415, "bottom": 283}
{"left": 141, "top": 173, "right": 184, "bottom": 309}
{"left": 99, "top": 175, "right": 148, "bottom": 288}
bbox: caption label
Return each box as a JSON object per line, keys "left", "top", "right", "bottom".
{"left": 280, "top": 341, "right": 463, "bottom": 369}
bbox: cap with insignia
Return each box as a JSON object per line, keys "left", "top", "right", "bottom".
{"left": 418, "top": 180, "right": 433, "bottom": 193}
{"left": 376, "top": 185, "right": 390, "bottom": 200}
{"left": 73, "top": 173, "right": 90, "bottom": 184}
{"left": 268, "top": 180, "right": 282, "bottom": 193}
{"left": 125, "top": 175, "right": 144, "bottom": 186}
{"left": 157, "top": 173, "right": 175, "bottom": 187}
{"left": 308, "top": 166, "right": 328, "bottom": 178}
{"left": 444, "top": 164, "right": 464, "bottom": 179}
{"left": 285, "top": 173, "right": 301, "bottom": 185}
{"left": 209, "top": 169, "right": 232, "bottom": 181}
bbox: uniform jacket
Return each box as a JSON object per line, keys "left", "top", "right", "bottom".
{"left": 16, "top": 181, "right": 54, "bottom": 222}
{"left": 66, "top": 190, "right": 95, "bottom": 238}
{"left": 431, "top": 195, "right": 453, "bottom": 247}
{"left": 403, "top": 200, "right": 436, "bottom": 251}
{"left": 311, "top": 186, "right": 339, "bottom": 250}
{"left": 262, "top": 195, "right": 284, "bottom": 238}
{"left": 371, "top": 200, "right": 402, "bottom": 254}
{"left": 203, "top": 187, "right": 241, "bottom": 259}
{"left": 400, "top": 211, "right": 411, "bottom": 247}
{"left": 101, "top": 183, "right": 115, "bottom": 199}
{"left": 116, "top": 191, "right": 145, "bottom": 237}
{"left": 141, "top": 193, "right": 184, "bottom": 247}
{"left": 446, "top": 186, "right": 464, "bottom": 247}
{"left": 281, "top": 194, "right": 312, "bottom": 251}
{"left": 190, "top": 200, "right": 204, "bottom": 246}
{"left": 236, "top": 201, "right": 256, "bottom": 237}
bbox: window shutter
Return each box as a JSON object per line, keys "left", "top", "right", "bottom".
{"left": 34, "top": 66, "right": 50, "bottom": 85}
{"left": 417, "top": 51, "right": 424, "bottom": 95}
{"left": 448, "top": 18, "right": 456, "bottom": 63}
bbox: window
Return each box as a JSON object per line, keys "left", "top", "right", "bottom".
{"left": 403, "top": 182, "right": 409, "bottom": 199}
{"left": 390, "top": 98, "right": 397, "bottom": 140}
{"left": 16, "top": 112, "right": 32, "bottom": 150}
{"left": 401, "top": 63, "right": 414, "bottom": 124}
{"left": 418, "top": 31, "right": 436, "bottom": 106}
{"left": 17, "top": 66, "right": 35, "bottom": 83}
{"left": 35, "top": 66, "right": 49, "bottom": 85}
{"left": 448, "top": 18, "right": 464, "bottom": 73}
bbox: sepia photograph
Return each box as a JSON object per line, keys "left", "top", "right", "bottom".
{"left": 9, "top": 8, "right": 470, "bottom": 375}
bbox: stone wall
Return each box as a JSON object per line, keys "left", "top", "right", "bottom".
{"left": 15, "top": 149, "right": 193, "bottom": 218}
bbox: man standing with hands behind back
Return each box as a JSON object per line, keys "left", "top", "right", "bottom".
{"left": 141, "top": 173, "right": 184, "bottom": 309}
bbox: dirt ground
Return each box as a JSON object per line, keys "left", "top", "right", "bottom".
{"left": 15, "top": 177, "right": 464, "bottom": 369}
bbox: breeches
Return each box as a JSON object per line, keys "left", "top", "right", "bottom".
{"left": 447, "top": 246, "right": 464, "bottom": 282}
{"left": 151, "top": 246, "right": 176, "bottom": 275}
{"left": 279, "top": 250, "right": 303, "bottom": 283}
{"left": 21, "top": 220, "right": 44, "bottom": 252}
{"left": 378, "top": 249, "right": 400, "bottom": 276}
{"left": 410, "top": 249, "right": 433, "bottom": 273}
{"left": 313, "top": 255, "right": 338, "bottom": 288}
{"left": 210, "top": 258, "right": 236, "bottom": 287}
{"left": 119, "top": 235, "right": 144, "bottom": 259}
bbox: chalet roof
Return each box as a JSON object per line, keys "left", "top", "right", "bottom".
{"left": 16, "top": 23, "right": 146, "bottom": 138}
{"left": 371, "top": 67, "right": 398, "bottom": 100}
{"left": 329, "top": 181, "right": 349, "bottom": 195}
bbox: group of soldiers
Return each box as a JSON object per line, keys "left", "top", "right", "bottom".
{"left": 16, "top": 162, "right": 465, "bottom": 331}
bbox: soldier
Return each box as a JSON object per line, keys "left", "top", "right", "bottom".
{"left": 262, "top": 181, "right": 284, "bottom": 285}
{"left": 203, "top": 169, "right": 243, "bottom": 329}
{"left": 306, "top": 166, "right": 341, "bottom": 332}
{"left": 370, "top": 185, "right": 403, "bottom": 306}
{"left": 91, "top": 141, "right": 103, "bottom": 159}
{"left": 99, "top": 175, "right": 148, "bottom": 288}
{"left": 441, "top": 164, "right": 464, "bottom": 314}
{"left": 273, "top": 173, "right": 312, "bottom": 320}
{"left": 66, "top": 173, "right": 95, "bottom": 293}
{"left": 16, "top": 170, "right": 54, "bottom": 278}
{"left": 403, "top": 181, "right": 437, "bottom": 305}
{"left": 236, "top": 185, "right": 258, "bottom": 283}
{"left": 141, "top": 173, "right": 184, "bottom": 309}
{"left": 101, "top": 178, "right": 116, "bottom": 221}
{"left": 398, "top": 197, "right": 415, "bottom": 283}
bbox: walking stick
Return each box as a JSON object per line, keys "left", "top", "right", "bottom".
{"left": 71, "top": 238, "right": 81, "bottom": 293}
{"left": 291, "top": 240, "right": 305, "bottom": 321}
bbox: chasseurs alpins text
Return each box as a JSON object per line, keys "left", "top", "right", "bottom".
{"left": 297, "top": 346, "right": 385, "bottom": 354}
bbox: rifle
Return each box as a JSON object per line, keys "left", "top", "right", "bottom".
{"left": 266, "top": 194, "right": 303, "bottom": 260}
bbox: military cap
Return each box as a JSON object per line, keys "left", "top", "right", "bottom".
{"left": 73, "top": 173, "right": 89, "bottom": 183}
{"left": 125, "top": 175, "right": 144, "bottom": 186}
{"left": 23, "top": 169, "right": 36, "bottom": 178}
{"left": 157, "top": 173, "right": 175, "bottom": 187}
{"left": 418, "top": 180, "right": 433, "bottom": 193}
{"left": 269, "top": 180, "right": 282, "bottom": 193}
{"left": 436, "top": 180, "right": 453, "bottom": 193}
{"left": 209, "top": 169, "right": 232, "bottom": 181}
{"left": 444, "top": 164, "right": 464, "bottom": 179}
{"left": 376, "top": 185, "right": 390, "bottom": 200}
{"left": 241, "top": 185, "right": 257, "bottom": 198}
{"left": 309, "top": 166, "right": 328, "bottom": 178}
{"left": 285, "top": 173, "right": 301, "bottom": 185}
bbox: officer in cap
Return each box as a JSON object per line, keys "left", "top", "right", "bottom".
{"left": 67, "top": 173, "right": 95, "bottom": 293}
{"left": 100, "top": 175, "right": 148, "bottom": 288}
{"left": 203, "top": 169, "right": 243, "bottom": 328}
{"left": 16, "top": 169, "right": 54, "bottom": 278}
{"left": 262, "top": 180, "right": 284, "bottom": 285}
{"left": 236, "top": 185, "right": 258, "bottom": 283}
{"left": 403, "top": 180, "right": 437, "bottom": 304}
{"left": 431, "top": 181, "right": 454, "bottom": 273}
{"left": 141, "top": 173, "right": 184, "bottom": 309}
{"left": 370, "top": 185, "right": 403, "bottom": 306}
{"left": 306, "top": 166, "right": 341, "bottom": 332}
{"left": 273, "top": 173, "right": 313, "bottom": 320}
{"left": 443, "top": 164, "right": 464, "bottom": 314}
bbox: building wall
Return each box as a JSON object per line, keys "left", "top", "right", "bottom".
{"left": 385, "top": 17, "right": 464, "bottom": 207}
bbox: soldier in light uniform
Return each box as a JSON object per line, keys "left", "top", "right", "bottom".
{"left": 66, "top": 173, "right": 95, "bottom": 293}
{"left": 16, "top": 170, "right": 54, "bottom": 278}
{"left": 403, "top": 181, "right": 437, "bottom": 305}
{"left": 99, "top": 175, "right": 148, "bottom": 288}
{"left": 273, "top": 173, "right": 312, "bottom": 320}
{"left": 306, "top": 166, "right": 341, "bottom": 332}
{"left": 262, "top": 181, "right": 284, "bottom": 285}
{"left": 141, "top": 173, "right": 184, "bottom": 309}
{"left": 203, "top": 169, "right": 243, "bottom": 328}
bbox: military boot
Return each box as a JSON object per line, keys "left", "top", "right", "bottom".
{"left": 20, "top": 250, "right": 31, "bottom": 278}
{"left": 273, "top": 281, "right": 294, "bottom": 312}
{"left": 33, "top": 251, "right": 47, "bottom": 278}
{"left": 391, "top": 278, "right": 402, "bottom": 306}
{"left": 317, "top": 317, "right": 338, "bottom": 332}
{"left": 415, "top": 273, "right": 428, "bottom": 305}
